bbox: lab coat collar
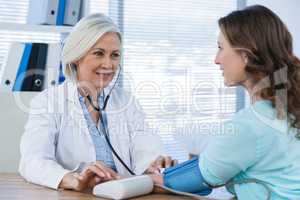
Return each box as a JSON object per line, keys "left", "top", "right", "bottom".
{"left": 63, "top": 80, "right": 111, "bottom": 104}
{"left": 63, "top": 80, "right": 79, "bottom": 103}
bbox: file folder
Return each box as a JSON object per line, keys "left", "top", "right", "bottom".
{"left": 56, "top": 0, "right": 66, "bottom": 25}
{"left": 64, "top": 0, "right": 82, "bottom": 25}
{"left": 21, "top": 43, "right": 48, "bottom": 91}
{"left": 27, "top": 0, "right": 59, "bottom": 25}
{"left": 45, "top": 43, "right": 62, "bottom": 87}
{"left": 0, "top": 43, "right": 27, "bottom": 92}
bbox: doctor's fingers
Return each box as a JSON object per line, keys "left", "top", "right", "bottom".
{"left": 73, "top": 172, "right": 104, "bottom": 190}
{"left": 94, "top": 162, "right": 120, "bottom": 179}
{"left": 72, "top": 173, "right": 91, "bottom": 191}
{"left": 81, "top": 165, "right": 108, "bottom": 180}
{"left": 87, "top": 176, "right": 104, "bottom": 188}
{"left": 152, "top": 156, "right": 164, "bottom": 168}
{"left": 160, "top": 156, "right": 178, "bottom": 167}
{"left": 145, "top": 165, "right": 160, "bottom": 174}
{"left": 171, "top": 159, "right": 178, "bottom": 166}
{"left": 163, "top": 156, "right": 174, "bottom": 168}
{"left": 154, "top": 156, "right": 173, "bottom": 168}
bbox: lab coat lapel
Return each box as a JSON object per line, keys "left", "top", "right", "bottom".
{"left": 64, "top": 81, "right": 95, "bottom": 155}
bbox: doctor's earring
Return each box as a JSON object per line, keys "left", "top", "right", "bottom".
{"left": 70, "top": 63, "right": 77, "bottom": 72}
{"left": 67, "top": 63, "right": 77, "bottom": 81}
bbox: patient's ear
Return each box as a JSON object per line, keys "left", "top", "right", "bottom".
{"left": 241, "top": 52, "right": 248, "bottom": 64}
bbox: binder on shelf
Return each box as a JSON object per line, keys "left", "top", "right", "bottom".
{"left": 45, "top": 43, "right": 62, "bottom": 87}
{"left": 56, "top": 0, "right": 66, "bottom": 25}
{"left": 79, "top": 0, "right": 88, "bottom": 19}
{"left": 1, "top": 42, "right": 64, "bottom": 92}
{"left": 21, "top": 44, "right": 48, "bottom": 91}
{"left": 27, "top": 0, "right": 82, "bottom": 26}
{"left": 0, "top": 43, "right": 27, "bottom": 92}
{"left": 27, "top": 0, "right": 59, "bottom": 25}
{"left": 64, "top": 0, "right": 82, "bottom": 26}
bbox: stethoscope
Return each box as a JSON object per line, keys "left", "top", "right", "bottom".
{"left": 76, "top": 64, "right": 136, "bottom": 176}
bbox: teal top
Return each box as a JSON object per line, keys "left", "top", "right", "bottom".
{"left": 199, "top": 100, "right": 300, "bottom": 199}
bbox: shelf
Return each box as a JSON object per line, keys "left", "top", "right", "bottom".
{"left": 0, "top": 22, "right": 72, "bottom": 34}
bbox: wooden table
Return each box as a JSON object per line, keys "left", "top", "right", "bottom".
{"left": 0, "top": 173, "right": 199, "bottom": 200}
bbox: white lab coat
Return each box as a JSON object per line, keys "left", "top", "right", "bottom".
{"left": 19, "top": 81, "right": 164, "bottom": 189}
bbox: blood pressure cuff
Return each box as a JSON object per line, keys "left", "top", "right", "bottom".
{"left": 163, "top": 156, "right": 212, "bottom": 196}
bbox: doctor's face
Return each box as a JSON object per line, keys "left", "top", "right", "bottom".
{"left": 214, "top": 31, "right": 247, "bottom": 87}
{"left": 76, "top": 32, "right": 121, "bottom": 90}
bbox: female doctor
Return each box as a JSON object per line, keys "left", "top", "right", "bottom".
{"left": 19, "top": 13, "right": 174, "bottom": 191}
{"left": 151, "top": 5, "right": 300, "bottom": 200}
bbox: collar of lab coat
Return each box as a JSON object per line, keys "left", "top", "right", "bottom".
{"left": 63, "top": 80, "right": 79, "bottom": 102}
{"left": 63, "top": 80, "right": 114, "bottom": 109}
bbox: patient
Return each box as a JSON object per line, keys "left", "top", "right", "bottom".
{"left": 151, "top": 5, "right": 300, "bottom": 200}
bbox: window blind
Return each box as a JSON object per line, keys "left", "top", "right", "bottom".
{"left": 121, "top": 0, "right": 239, "bottom": 161}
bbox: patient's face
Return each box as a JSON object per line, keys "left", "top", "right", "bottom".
{"left": 214, "top": 31, "right": 247, "bottom": 87}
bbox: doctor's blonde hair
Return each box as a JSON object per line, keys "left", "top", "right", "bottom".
{"left": 61, "top": 13, "right": 122, "bottom": 80}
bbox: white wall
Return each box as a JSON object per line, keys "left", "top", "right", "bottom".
{"left": 0, "top": 92, "right": 36, "bottom": 172}
{"left": 247, "top": 0, "right": 300, "bottom": 57}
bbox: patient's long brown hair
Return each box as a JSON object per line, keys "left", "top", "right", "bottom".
{"left": 219, "top": 5, "right": 300, "bottom": 138}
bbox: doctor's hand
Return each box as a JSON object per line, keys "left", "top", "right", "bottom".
{"left": 59, "top": 161, "right": 120, "bottom": 191}
{"left": 145, "top": 156, "right": 178, "bottom": 174}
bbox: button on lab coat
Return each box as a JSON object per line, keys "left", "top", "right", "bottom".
{"left": 19, "top": 81, "right": 164, "bottom": 189}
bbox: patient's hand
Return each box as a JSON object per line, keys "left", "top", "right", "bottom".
{"left": 59, "top": 161, "right": 121, "bottom": 191}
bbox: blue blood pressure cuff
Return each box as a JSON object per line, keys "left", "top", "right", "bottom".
{"left": 163, "top": 156, "right": 212, "bottom": 196}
